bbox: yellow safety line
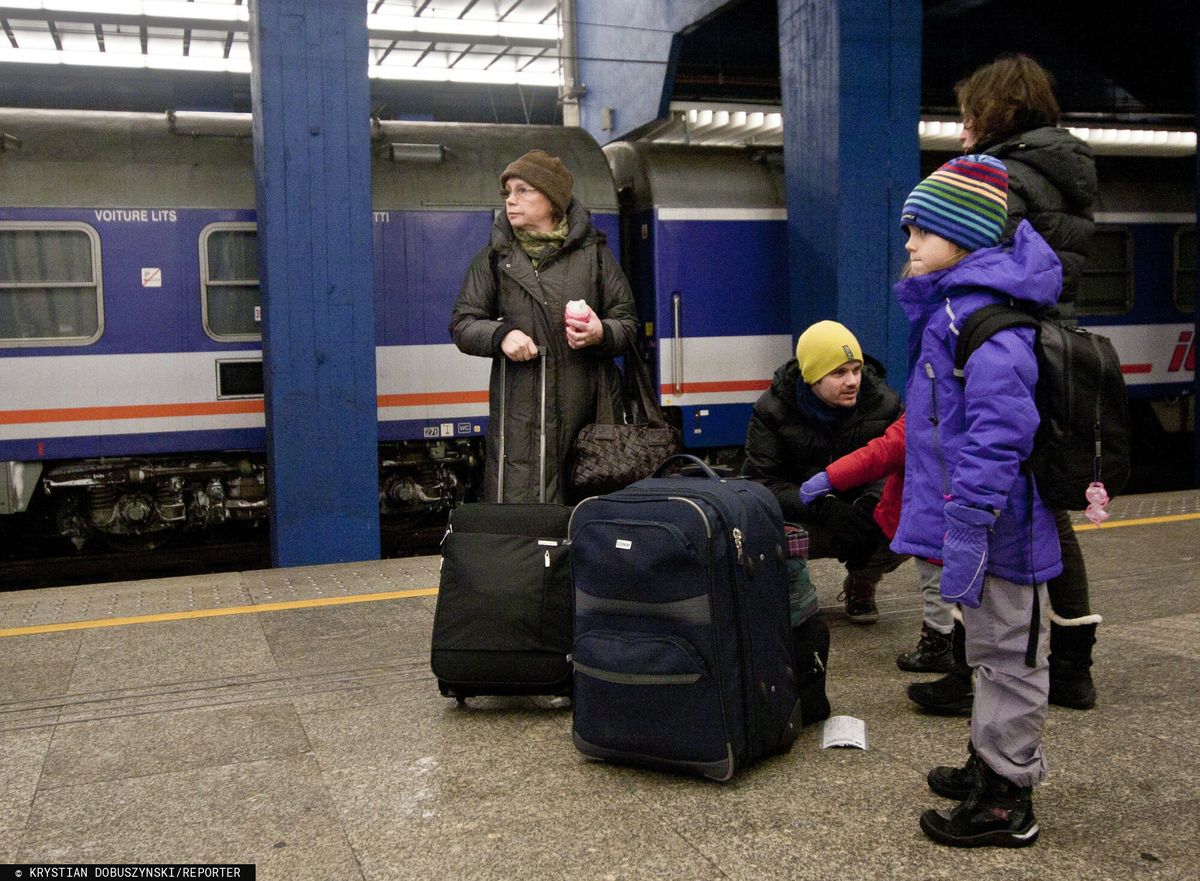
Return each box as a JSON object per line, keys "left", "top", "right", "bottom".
{"left": 1073, "top": 511, "right": 1200, "bottom": 530}
{"left": 0, "top": 587, "right": 439, "bottom": 638}
{"left": 2, "top": 510, "right": 1198, "bottom": 639}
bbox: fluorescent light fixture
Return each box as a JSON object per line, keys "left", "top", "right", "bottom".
{"left": 168, "top": 110, "right": 252, "bottom": 137}
{"left": 369, "top": 65, "right": 559, "bottom": 87}
{"left": 385, "top": 142, "right": 446, "bottom": 163}
{"left": 367, "top": 12, "right": 555, "bottom": 43}
{"left": 919, "top": 118, "right": 1196, "bottom": 155}
{"left": 146, "top": 53, "right": 250, "bottom": 74}
{"left": 1, "top": 1, "right": 248, "bottom": 24}
{"left": 0, "top": 44, "right": 556, "bottom": 84}
{"left": 0, "top": 45, "right": 250, "bottom": 73}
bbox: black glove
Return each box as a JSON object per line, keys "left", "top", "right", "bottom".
{"left": 809, "top": 495, "right": 885, "bottom": 565}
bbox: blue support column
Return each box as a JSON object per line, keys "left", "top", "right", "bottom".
{"left": 777, "top": 0, "right": 921, "bottom": 388}
{"left": 574, "top": 0, "right": 729, "bottom": 142}
{"left": 248, "top": 0, "right": 380, "bottom": 566}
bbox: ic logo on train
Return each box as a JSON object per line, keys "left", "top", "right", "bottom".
{"left": 1168, "top": 331, "right": 1195, "bottom": 373}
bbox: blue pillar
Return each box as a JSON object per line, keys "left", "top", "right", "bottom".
{"left": 777, "top": 0, "right": 920, "bottom": 389}
{"left": 248, "top": 0, "right": 380, "bottom": 566}
{"left": 574, "top": 0, "right": 729, "bottom": 142}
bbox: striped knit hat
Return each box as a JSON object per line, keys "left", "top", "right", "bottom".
{"left": 900, "top": 154, "right": 1009, "bottom": 252}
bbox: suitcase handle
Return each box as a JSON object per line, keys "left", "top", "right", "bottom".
{"left": 650, "top": 453, "right": 720, "bottom": 480}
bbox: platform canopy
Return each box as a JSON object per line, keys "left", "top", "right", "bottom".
{"left": 0, "top": 0, "right": 560, "bottom": 87}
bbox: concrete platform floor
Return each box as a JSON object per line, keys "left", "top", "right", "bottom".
{"left": 1, "top": 490, "right": 1198, "bottom": 880}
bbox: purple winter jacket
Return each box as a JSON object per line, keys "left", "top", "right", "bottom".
{"left": 891, "top": 221, "right": 1064, "bottom": 585}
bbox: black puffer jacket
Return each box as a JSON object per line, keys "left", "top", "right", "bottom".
{"left": 742, "top": 358, "right": 902, "bottom": 523}
{"left": 981, "top": 126, "right": 1097, "bottom": 304}
{"left": 449, "top": 199, "right": 638, "bottom": 503}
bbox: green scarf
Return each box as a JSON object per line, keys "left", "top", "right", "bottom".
{"left": 513, "top": 217, "right": 569, "bottom": 269}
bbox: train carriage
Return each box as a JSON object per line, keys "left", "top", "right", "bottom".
{"left": 0, "top": 107, "right": 1193, "bottom": 550}
{"left": 607, "top": 140, "right": 1196, "bottom": 476}
{"left": 0, "top": 108, "right": 619, "bottom": 546}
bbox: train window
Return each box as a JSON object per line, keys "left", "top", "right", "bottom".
{"left": 217, "top": 359, "right": 264, "bottom": 398}
{"left": 0, "top": 222, "right": 103, "bottom": 347}
{"left": 1175, "top": 227, "right": 1196, "bottom": 312}
{"left": 1076, "top": 228, "right": 1133, "bottom": 315}
{"left": 200, "top": 223, "right": 261, "bottom": 342}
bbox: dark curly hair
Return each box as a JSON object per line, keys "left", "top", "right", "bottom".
{"left": 955, "top": 54, "right": 1061, "bottom": 149}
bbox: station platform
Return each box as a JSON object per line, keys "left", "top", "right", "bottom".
{"left": 1, "top": 489, "right": 1198, "bottom": 880}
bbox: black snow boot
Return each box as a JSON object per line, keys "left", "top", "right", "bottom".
{"left": 792, "top": 614, "right": 831, "bottom": 725}
{"left": 927, "top": 742, "right": 979, "bottom": 801}
{"left": 1049, "top": 622, "right": 1098, "bottom": 710}
{"left": 920, "top": 759, "right": 1039, "bottom": 848}
{"left": 907, "top": 620, "right": 972, "bottom": 715}
{"left": 896, "top": 624, "right": 954, "bottom": 673}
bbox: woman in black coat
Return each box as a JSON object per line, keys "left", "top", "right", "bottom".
{"left": 449, "top": 150, "right": 638, "bottom": 504}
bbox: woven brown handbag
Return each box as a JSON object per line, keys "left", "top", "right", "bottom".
{"left": 569, "top": 348, "right": 681, "bottom": 496}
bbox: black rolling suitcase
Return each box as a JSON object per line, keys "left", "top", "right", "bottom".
{"left": 431, "top": 501, "right": 572, "bottom": 700}
{"left": 568, "top": 455, "right": 801, "bottom": 780}
{"left": 431, "top": 353, "right": 573, "bottom": 701}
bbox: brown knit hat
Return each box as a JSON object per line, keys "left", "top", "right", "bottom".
{"left": 500, "top": 149, "right": 574, "bottom": 215}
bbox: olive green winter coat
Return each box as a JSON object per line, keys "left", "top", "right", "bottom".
{"left": 449, "top": 199, "right": 639, "bottom": 503}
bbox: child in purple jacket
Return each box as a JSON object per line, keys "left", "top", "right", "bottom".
{"left": 892, "top": 154, "right": 1063, "bottom": 848}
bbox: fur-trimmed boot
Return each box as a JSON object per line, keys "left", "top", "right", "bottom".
{"left": 1049, "top": 618, "right": 1100, "bottom": 710}
{"left": 792, "top": 614, "right": 831, "bottom": 725}
{"left": 920, "top": 759, "right": 1039, "bottom": 848}
{"left": 907, "top": 619, "right": 972, "bottom": 715}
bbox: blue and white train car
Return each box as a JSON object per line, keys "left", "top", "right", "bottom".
{"left": 0, "top": 108, "right": 619, "bottom": 546}
{"left": 606, "top": 141, "right": 1196, "bottom": 472}
{"left": 604, "top": 141, "right": 792, "bottom": 459}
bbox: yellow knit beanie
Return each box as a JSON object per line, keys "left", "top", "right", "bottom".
{"left": 795, "top": 320, "right": 863, "bottom": 384}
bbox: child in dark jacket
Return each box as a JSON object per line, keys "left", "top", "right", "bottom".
{"left": 800, "top": 414, "right": 957, "bottom": 674}
{"left": 893, "top": 154, "right": 1063, "bottom": 848}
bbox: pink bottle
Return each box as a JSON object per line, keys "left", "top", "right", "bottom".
{"left": 564, "top": 299, "right": 593, "bottom": 326}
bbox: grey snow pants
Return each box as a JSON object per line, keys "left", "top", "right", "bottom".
{"left": 962, "top": 575, "right": 1050, "bottom": 788}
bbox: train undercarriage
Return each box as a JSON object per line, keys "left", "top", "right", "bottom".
{"left": 0, "top": 439, "right": 481, "bottom": 552}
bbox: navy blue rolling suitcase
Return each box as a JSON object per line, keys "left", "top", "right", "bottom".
{"left": 568, "top": 455, "right": 801, "bottom": 780}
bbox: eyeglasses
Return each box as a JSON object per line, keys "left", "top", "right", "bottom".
{"left": 501, "top": 185, "right": 541, "bottom": 201}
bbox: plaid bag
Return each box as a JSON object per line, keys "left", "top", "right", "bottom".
{"left": 784, "top": 524, "right": 817, "bottom": 626}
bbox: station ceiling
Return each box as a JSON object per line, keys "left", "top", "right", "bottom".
{"left": 679, "top": 0, "right": 1198, "bottom": 124}
{"left": 0, "top": 0, "right": 1195, "bottom": 127}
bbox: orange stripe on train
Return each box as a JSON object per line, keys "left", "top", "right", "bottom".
{"left": 0, "top": 400, "right": 266, "bottom": 425}
{"left": 0, "top": 391, "right": 491, "bottom": 425}
{"left": 660, "top": 380, "right": 772, "bottom": 395}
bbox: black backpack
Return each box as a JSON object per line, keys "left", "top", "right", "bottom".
{"left": 953, "top": 304, "right": 1131, "bottom": 510}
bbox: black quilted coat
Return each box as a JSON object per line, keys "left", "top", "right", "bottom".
{"left": 449, "top": 199, "right": 638, "bottom": 503}
{"left": 742, "top": 358, "right": 902, "bottom": 523}
{"left": 980, "top": 125, "right": 1098, "bottom": 304}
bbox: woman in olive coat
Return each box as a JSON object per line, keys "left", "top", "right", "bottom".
{"left": 449, "top": 149, "right": 639, "bottom": 504}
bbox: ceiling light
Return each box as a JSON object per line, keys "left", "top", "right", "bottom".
{"left": 367, "top": 12, "right": 555, "bottom": 43}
